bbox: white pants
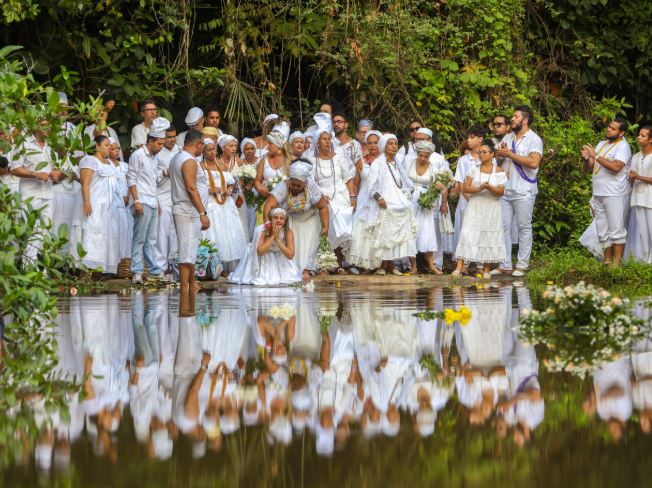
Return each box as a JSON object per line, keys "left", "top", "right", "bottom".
{"left": 155, "top": 206, "right": 177, "bottom": 272}
{"left": 594, "top": 194, "right": 628, "bottom": 248}
{"left": 500, "top": 194, "right": 535, "bottom": 271}
{"left": 632, "top": 207, "right": 652, "bottom": 263}
{"left": 173, "top": 214, "right": 201, "bottom": 265}
{"left": 25, "top": 197, "right": 53, "bottom": 264}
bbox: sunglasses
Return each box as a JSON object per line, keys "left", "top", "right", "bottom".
{"left": 408, "top": 127, "right": 421, "bottom": 132}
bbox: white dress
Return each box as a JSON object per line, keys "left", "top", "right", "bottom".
{"left": 234, "top": 160, "right": 259, "bottom": 241}
{"left": 71, "top": 156, "right": 121, "bottom": 273}
{"left": 112, "top": 160, "right": 133, "bottom": 259}
{"left": 200, "top": 168, "right": 247, "bottom": 270}
{"left": 347, "top": 155, "right": 417, "bottom": 268}
{"left": 228, "top": 224, "right": 303, "bottom": 286}
{"left": 271, "top": 179, "right": 323, "bottom": 272}
{"left": 454, "top": 166, "right": 507, "bottom": 263}
{"left": 406, "top": 158, "right": 438, "bottom": 253}
{"left": 311, "top": 153, "right": 355, "bottom": 250}
{"left": 52, "top": 158, "right": 81, "bottom": 255}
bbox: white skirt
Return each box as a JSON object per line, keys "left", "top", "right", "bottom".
{"left": 454, "top": 192, "right": 506, "bottom": 264}
{"left": 113, "top": 204, "right": 133, "bottom": 260}
{"left": 288, "top": 208, "right": 321, "bottom": 271}
{"left": 412, "top": 192, "right": 438, "bottom": 253}
{"left": 372, "top": 207, "right": 417, "bottom": 262}
{"left": 328, "top": 202, "right": 353, "bottom": 250}
{"left": 202, "top": 198, "right": 247, "bottom": 264}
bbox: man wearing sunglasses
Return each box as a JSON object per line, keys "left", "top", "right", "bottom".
{"left": 396, "top": 119, "right": 422, "bottom": 163}
{"left": 491, "top": 115, "right": 511, "bottom": 145}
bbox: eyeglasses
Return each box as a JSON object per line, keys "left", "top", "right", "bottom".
{"left": 492, "top": 122, "right": 506, "bottom": 127}
{"left": 332, "top": 119, "right": 346, "bottom": 125}
{"left": 408, "top": 127, "right": 421, "bottom": 132}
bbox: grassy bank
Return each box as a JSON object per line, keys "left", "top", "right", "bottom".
{"left": 527, "top": 248, "right": 652, "bottom": 296}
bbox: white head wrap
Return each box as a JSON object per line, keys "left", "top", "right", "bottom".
{"left": 263, "top": 113, "right": 279, "bottom": 124}
{"left": 108, "top": 136, "right": 119, "bottom": 146}
{"left": 272, "top": 121, "right": 290, "bottom": 141}
{"left": 313, "top": 112, "right": 332, "bottom": 131}
{"left": 220, "top": 414, "right": 240, "bottom": 435}
{"left": 270, "top": 207, "right": 287, "bottom": 218}
{"left": 240, "top": 137, "right": 256, "bottom": 156}
{"left": 416, "top": 410, "right": 436, "bottom": 437}
{"left": 149, "top": 117, "right": 171, "bottom": 139}
{"left": 185, "top": 107, "right": 204, "bottom": 126}
{"left": 289, "top": 131, "right": 304, "bottom": 144}
{"left": 364, "top": 130, "right": 382, "bottom": 144}
{"left": 357, "top": 119, "right": 374, "bottom": 130}
{"left": 414, "top": 141, "right": 436, "bottom": 155}
{"left": 289, "top": 161, "right": 313, "bottom": 182}
{"left": 313, "top": 128, "right": 333, "bottom": 157}
{"left": 416, "top": 127, "right": 433, "bottom": 138}
{"left": 292, "top": 387, "right": 312, "bottom": 412}
{"left": 378, "top": 133, "right": 398, "bottom": 153}
{"left": 381, "top": 413, "right": 400, "bottom": 437}
{"left": 268, "top": 416, "right": 292, "bottom": 445}
{"left": 57, "top": 92, "right": 69, "bottom": 106}
{"left": 217, "top": 134, "right": 237, "bottom": 148}
{"left": 203, "top": 138, "right": 215, "bottom": 147}
{"left": 303, "top": 128, "right": 316, "bottom": 142}
{"left": 266, "top": 131, "right": 286, "bottom": 149}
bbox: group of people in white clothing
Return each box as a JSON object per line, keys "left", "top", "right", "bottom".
{"left": 4, "top": 92, "right": 652, "bottom": 287}
{"left": 580, "top": 118, "right": 652, "bottom": 265}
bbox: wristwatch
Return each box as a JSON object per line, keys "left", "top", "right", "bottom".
{"left": 201, "top": 211, "right": 208, "bottom": 216}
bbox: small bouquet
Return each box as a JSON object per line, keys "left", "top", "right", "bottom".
{"left": 418, "top": 169, "right": 455, "bottom": 210}
{"left": 268, "top": 174, "right": 286, "bottom": 193}
{"left": 317, "top": 236, "right": 338, "bottom": 272}
{"left": 267, "top": 303, "right": 297, "bottom": 320}
{"left": 234, "top": 165, "right": 261, "bottom": 208}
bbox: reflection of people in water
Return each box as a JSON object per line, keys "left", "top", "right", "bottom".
{"left": 631, "top": 299, "right": 652, "bottom": 434}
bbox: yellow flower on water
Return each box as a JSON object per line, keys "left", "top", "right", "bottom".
{"left": 476, "top": 273, "right": 483, "bottom": 279}
{"left": 458, "top": 306, "right": 472, "bottom": 326}
{"left": 444, "top": 308, "right": 458, "bottom": 325}
{"left": 547, "top": 281, "right": 554, "bottom": 285}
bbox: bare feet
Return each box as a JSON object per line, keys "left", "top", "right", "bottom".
{"left": 303, "top": 270, "right": 311, "bottom": 282}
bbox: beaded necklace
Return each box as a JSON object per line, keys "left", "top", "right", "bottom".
{"left": 386, "top": 159, "right": 403, "bottom": 188}
{"left": 288, "top": 188, "right": 308, "bottom": 211}
{"left": 317, "top": 152, "right": 336, "bottom": 199}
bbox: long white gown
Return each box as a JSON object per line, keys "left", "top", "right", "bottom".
{"left": 271, "top": 179, "right": 323, "bottom": 272}
{"left": 228, "top": 224, "right": 303, "bottom": 286}
{"left": 406, "top": 157, "right": 439, "bottom": 253}
{"left": 311, "top": 153, "right": 355, "bottom": 250}
{"left": 71, "top": 156, "right": 121, "bottom": 273}
{"left": 454, "top": 166, "right": 508, "bottom": 263}
{"left": 201, "top": 168, "right": 247, "bottom": 270}
{"left": 52, "top": 157, "right": 81, "bottom": 255}
{"left": 112, "top": 159, "right": 133, "bottom": 259}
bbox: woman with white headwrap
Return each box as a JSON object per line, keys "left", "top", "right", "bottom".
{"left": 405, "top": 141, "right": 445, "bottom": 274}
{"left": 239, "top": 137, "right": 260, "bottom": 239}
{"left": 108, "top": 136, "right": 133, "bottom": 260}
{"left": 263, "top": 160, "right": 329, "bottom": 281}
{"left": 254, "top": 131, "right": 292, "bottom": 201}
{"left": 347, "top": 134, "right": 416, "bottom": 274}
{"left": 229, "top": 207, "right": 302, "bottom": 285}
{"left": 301, "top": 129, "right": 316, "bottom": 160}
{"left": 309, "top": 129, "right": 356, "bottom": 270}
{"left": 200, "top": 138, "right": 247, "bottom": 274}
{"left": 217, "top": 134, "right": 251, "bottom": 240}
{"left": 289, "top": 131, "right": 305, "bottom": 160}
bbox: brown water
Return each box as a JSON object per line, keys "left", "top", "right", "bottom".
{"left": 3, "top": 284, "right": 652, "bottom": 487}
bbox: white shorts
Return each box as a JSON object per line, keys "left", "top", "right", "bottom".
{"left": 173, "top": 214, "right": 201, "bottom": 264}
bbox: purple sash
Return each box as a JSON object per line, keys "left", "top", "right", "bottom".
{"left": 511, "top": 139, "right": 538, "bottom": 184}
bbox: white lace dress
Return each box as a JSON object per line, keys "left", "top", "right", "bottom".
{"left": 406, "top": 157, "right": 438, "bottom": 253}
{"left": 201, "top": 169, "right": 247, "bottom": 270}
{"left": 454, "top": 166, "right": 507, "bottom": 263}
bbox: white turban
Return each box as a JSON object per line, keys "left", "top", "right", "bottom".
{"left": 203, "top": 138, "right": 215, "bottom": 146}
{"left": 108, "top": 136, "right": 119, "bottom": 146}
{"left": 240, "top": 137, "right": 256, "bottom": 155}
{"left": 313, "top": 127, "right": 333, "bottom": 156}
{"left": 217, "top": 134, "right": 237, "bottom": 148}
{"left": 364, "top": 130, "right": 382, "bottom": 143}
{"left": 149, "top": 117, "right": 171, "bottom": 139}
{"left": 357, "top": 119, "right": 374, "bottom": 130}
{"left": 378, "top": 133, "right": 398, "bottom": 153}
{"left": 303, "top": 128, "right": 316, "bottom": 141}
{"left": 416, "top": 127, "right": 433, "bottom": 138}
{"left": 263, "top": 113, "right": 279, "bottom": 124}
{"left": 289, "top": 161, "right": 313, "bottom": 182}
{"left": 288, "top": 131, "right": 304, "bottom": 144}
{"left": 272, "top": 120, "right": 290, "bottom": 141}
{"left": 414, "top": 141, "right": 436, "bottom": 154}
{"left": 270, "top": 207, "right": 287, "bottom": 218}
{"left": 313, "top": 112, "right": 332, "bottom": 131}
{"left": 266, "top": 131, "right": 286, "bottom": 148}
{"left": 184, "top": 107, "right": 204, "bottom": 126}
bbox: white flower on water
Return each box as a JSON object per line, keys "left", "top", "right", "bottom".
{"left": 267, "top": 303, "right": 297, "bottom": 320}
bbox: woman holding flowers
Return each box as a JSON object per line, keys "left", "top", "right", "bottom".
{"left": 453, "top": 140, "right": 507, "bottom": 279}
{"left": 229, "top": 208, "right": 302, "bottom": 285}
{"left": 406, "top": 141, "right": 449, "bottom": 274}
{"left": 238, "top": 137, "right": 260, "bottom": 239}
{"left": 254, "top": 131, "right": 292, "bottom": 200}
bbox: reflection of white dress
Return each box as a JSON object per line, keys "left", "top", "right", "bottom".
{"left": 202, "top": 306, "right": 249, "bottom": 371}
{"left": 201, "top": 169, "right": 247, "bottom": 268}
{"left": 228, "top": 224, "right": 302, "bottom": 286}
{"left": 455, "top": 166, "right": 507, "bottom": 263}
{"left": 71, "top": 156, "right": 121, "bottom": 273}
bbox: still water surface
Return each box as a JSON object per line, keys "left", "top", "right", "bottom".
{"left": 4, "top": 284, "right": 652, "bottom": 487}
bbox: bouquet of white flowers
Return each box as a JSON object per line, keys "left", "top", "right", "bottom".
{"left": 317, "top": 236, "right": 338, "bottom": 272}
{"left": 267, "top": 303, "right": 297, "bottom": 320}
{"left": 418, "top": 169, "right": 454, "bottom": 210}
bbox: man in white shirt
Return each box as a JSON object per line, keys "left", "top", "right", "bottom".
{"left": 627, "top": 126, "right": 652, "bottom": 263}
{"left": 176, "top": 107, "right": 204, "bottom": 148}
{"left": 332, "top": 112, "right": 363, "bottom": 173}
{"left": 581, "top": 117, "right": 632, "bottom": 267}
{"left": 131, "top": 100, "right": 158, "bottom": 150}
{"left": 494, "top": 106, "right": 543, "bottom": 277}
{"left": 10, "top": 122, "right": 64, "bottom": 262}
{"left": 127, "top": 117, "right": 170, "bottom": 284}
{"left": 453, "top": 125, "right": 486, "bottom": 258}
{"left": 491, "top": 114, "right": 511, "bottom": 146}
{"left": 155, "top": 124, "right": 180, "bottom": 276}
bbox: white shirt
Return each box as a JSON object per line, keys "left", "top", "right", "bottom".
{"left": 454, "top": 153, "right": 480, "bottom": 212}
{"left": 630, "top": 151, "right": 652, "bottom": 209}
{"left": 156, "top": 145, "right": 180, "bottom": 208}
{"left": 1, "top": 147, "right": 20, "bottom": 192}
{"left": 11, "top": 135, "right": 54, "bottom": 200}
{"left": 127, "top": 146, "right": 159, "bottom": 208}
{"left": 335, "top": 139, "right": 363, "bottom": 172}
{"left": 397, "top": 142, "right": 416, "bottom": 165}
{"left": 501, "top": 130, "right": 543, "bottom": 196}
{"left": 131, "top": 123, "right": 149, "bottom": 149}
{"left": 591, "top": 138, "right": 632, "bottom": 197}
{"left": 84, "top": 124, "right": 123, "bottom": 160}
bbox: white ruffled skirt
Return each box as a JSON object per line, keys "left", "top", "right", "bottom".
{"left": 454, "top": 192, "right": 506, "bottom": 264}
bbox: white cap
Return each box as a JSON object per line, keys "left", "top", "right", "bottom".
{"left": 149, "top": 117, "right": 171, "bottom": 139}
{"left": 289, "top": 131, "right": 304, "bottom": 144}
{"left": 272, "top": 121, "right": 290, "bottom": 141}
{"left": 57, "top": 92, "right": 69, "bottom": 106}
{"left": 416, "top": 127, "right": 433, "bottom": 138}
{"left": 263, "top": 113, "right": 279, "bottom": 124}
{"left": 185, "top": 107, "right": 204, "bottom": 126}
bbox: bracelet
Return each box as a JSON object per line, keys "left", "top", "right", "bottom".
{"left": 350, "top": 195, "right": 357, "bottom": 199}
{"left": 134, "top": 199, "right": 141, "bottom": 204}
{"left": 373, "top": 192, "right": 381, "bottom": 201}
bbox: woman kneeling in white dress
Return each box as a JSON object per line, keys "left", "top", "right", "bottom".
{"left": 452, "top": 140, "right": 507, "bottom": 279}
{"left": 229, "top": 208, "right": 302, "bottom": 286}
{"left": 347, "top": 134, "right": 417, "bottom": 275}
